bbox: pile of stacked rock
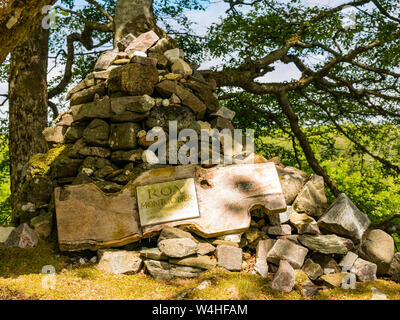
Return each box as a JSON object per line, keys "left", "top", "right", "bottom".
{"left": 1, "top": 31, "right": 399, "bottom": 297}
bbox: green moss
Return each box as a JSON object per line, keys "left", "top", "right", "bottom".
{"left": 28, "top": 145, "right": 69, "bottom": 176}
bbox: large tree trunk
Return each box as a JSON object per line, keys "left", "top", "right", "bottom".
{"left": 8, "top": 19, "right": 49, "bottom": 213}
{"left": 0, "top": 0, "right": 56, "bottom": 64}
{"left": 113, "top": 0, "right": 168, "bottom": 46}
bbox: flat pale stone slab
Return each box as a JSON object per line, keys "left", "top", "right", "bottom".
{"left": 55, "top": 163, "right": 286, "bottom": 251}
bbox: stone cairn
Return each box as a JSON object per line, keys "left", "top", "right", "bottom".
{"left": 0, "top": 31, "right": 399, "bottom": 296}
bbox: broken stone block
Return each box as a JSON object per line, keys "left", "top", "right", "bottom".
{"left": 95, "top": 49, "right": 119, "bottom": 71}
{"left": 110, "top": 95, "right": 155, "bottom": 114}
{"left": 388, "top": 252, "right": 400, "bottom": 282}
{"left": 311, "top": 253, "right": 341, "bottom": 274}
{"left": 117, "top": 33, "right": 136, "bottom": 51}
{"left": 320, "top": 273, "right": 347, "bottom": 288}
{"left": 216, "top": 245, "right": 242, "bottom": 271}
{"left": 210, "top": 116, "right": 234, "bottom": 132}
{"left": 109, "top": 123, "right": 141, "bottom": 150}
{"left": 267, "top": 239, "right": 308, "bottom": 269}
{"left": 78, "top": 146, "right": 111, "bottom": 158}
{"left": 268, "top": 206, "right": 293, "bottom": 225}
{"left": 210, "top": 106, "right": 236, "bottom": 121}
{"left": 144, "top": 259, "right": 201, "bottom": 280}
{"left": 140, "top": 247, "right": 168, "bottom": 261}
{"left": 197, "top": 242, "right": 216, "bottom": 255}
{"left": 108, "top": 63, "right": 159, "bottom": 96}
{"left": 270, "top": 260, "right": 295, "bottom": 293}
{"left": 300, "top": 280, "right": 319, "bottom": 298}
{"left": 298, "top": 234, "right": 351, "bottom": 255}
{"left": 111, "top": 149, "right": 143, "bottom": 163}
{"left": 254, "top": 259, "right": 269, "bottom": 277}
{"left": 358, "top": 229, "right": 394, "bottom": 275}
{"left": 158, "top": 227, "right": 197, "bottom": 243}
{"left": 353, "top": 257, "right": 377, "bottom": 282}
{"left": 267, "top": 224, "right": 292, "bottom": 236}
{"left": 97, "top": 249, "right": 142, "bottom": 274}
{"left": 0, "top": 227, "right": 15, "bottom": 243}
{"left": 158, "top": 238, "right": 198, "bottom": 258}
{"left": 4, "top": 223, "right": 39, "bottom": 248}
{"left": 339, "top": 251, "right": 359, "bottom": 269}
{"left": 302, "top": 258, "right": 323, "bottom": 281}
{"left": 83, "top": 119, "right": 110, "bottom": 147}
{"left": 70, "top": 82, "right": 106, "bottom": 106}
{"left": 169, "top": 255, "right": 216, "bottom": 270}
{"left": 43, "top": 126, "right": 65, "bottom": 144}
{"left": 276, "top": 166, "right": 309, "bottom": 205}
{"left": 171, "top": 58, "right": 192, "bottom": 76}
{"left": 184, "top": 80, "right": 219, "bottom": 113}
{"left": 289, "top": 212, "right": 320, "bottom": 235}
{"left": 212, "top": 240, "right": 239, "bottom": 247}
{"left": 71, "top": 97, "right": 112, "bottom": 122}
{"left": 317, "top": 193, "right": 371, "bottom": 241}
{"left": 148, "top": 52, "right": 169, "bottom": 69}
{"left": 30, "top": 210, "right": 52, "bottom": 239}
{"left": 293, "top": 175, "right": 328, "bottom": 218}
{"left": 164, "top": 48, "right": 184, "bottom": 64}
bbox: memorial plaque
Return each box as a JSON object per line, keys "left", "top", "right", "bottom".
{"left": 136, "top": 178, "right": 200, "bottom": 226}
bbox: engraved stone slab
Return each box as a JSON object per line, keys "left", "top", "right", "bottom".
{"left": 137, "top": 178, "right": 200, "bottom": 227}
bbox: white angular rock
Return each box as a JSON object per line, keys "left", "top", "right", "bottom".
{"left": 339, "top": 251, "right": 359, "bottom": 269}
{"left": 97, "top": 249, "right": 143, "bottom": 274}
{"left": 142, "top": 149, "right": 160, "bottom": 164}
{"left": 164, "top": 48, "right": 184, "bottom": 64}
{"left": 318, "top": 193, "right": 370, "bottom": 241}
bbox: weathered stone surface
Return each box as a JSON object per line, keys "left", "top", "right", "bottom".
{"left": 95, "top": 49, "right": 119, "bottom": 71}
{"left": 111, "top": 149, "right": 143, "bottom": 163}
{"left": 140, "top": 247, "right": 168, "bottom": 261}
{"left": 289, "top": 212, "right": 320, "bottom": 235}
{"left": 148, "top": 52, "right": 169, "bottom": 69}
{"left": 30, "top": 210, "right": 52, "bottom": 239}
{"left": 298, "top": 234, "right": 351, "bottom": 255}
{"left": 388, "top": 252, "right": 400, "bottom": 282}
{"left": 267, "top": 224, "right": 292, "bottom": 236}
{"left": 254, "top": 259, "right": 269, "bottom": 277}
{"left": 320, "top": 273, "right": 347, "bottom": 288}
{"left": 108, "top": 63, "right": 159, "bottom": 96}
{"left": 155, "top": 81, "right": 206, "bottom": 119}
{"left": 83, "top": 119, "right": 110, "bottom": 146}
{"left": 169, "top": 255, "right": 216, "bottom": 270}
{"left": 171, "top": 58, "right": 192, "bottom": 76}
{"left": 293, "top": 175, "right": 328, "bottom": 218}
{"left": 97, "top": 249, "right": 142, "bottom": 274}
{"left": 43, "top": 126, "right": 65, "bottom": 144}
{"left": 78, "top": 146, "right": 111, "bottom": 158}
{"left": 268, "top": 206, "right": 293, "bottom": 225}
{"left": 52, "top": 158, "right": 83, "bottom": 179}
{"left": 110, "top": 95, "right": 155, "bottom": 114}
{"left": 164, "top": 48, "right": 184, "bottom": 64}
{"left": 300, "top": 280, "right": 319, "bottom": 298}
{"left": 109, "top": 123, "right": 141, "bottom": 150}
{"left": 270, "top": 260, "right": 295, "bottom": 293}
{"left": 277, "top": 235, "right": 299, "bottom": 244}
{"left": 125, "top": 30, "right": 159, "bottom": 54}
{"left": 70, "top": 82, "right": 106, "bottom": 106}
{"left": 144, "top": 259, "right": 201, "bottom": 280}
{"left": 210, "top": 116, "right": 234, "bottom": 132}
{"left": 110, "top": 111, "right": 149, "bottom": 123}
{"left": 55, "top": 163, "right": 286, "bottom": 251}
{"left": 158, "top": 238, "right": 198, "bottom": 258}
{"left": 146, "top": 105, "right": 198, "bottom": 133}
{"left": 158, "top": 227, "right": 197, "bottom": 243}
{"left": 358, "top": 229, "right": 394, "bottom": 275}
{"left": 318, "top": 193, "right": 370, "bottom": 241}
{"left": 0, "top": 227, "right": 15, "bottom": 243}
{"left": 216, "top": 245, "right": 242, "bottom": 271}
{"left": 55, "top": 112, "right": 74, "bottom": 126}
{"left": 302, "top": 258, "right": 323, "bottom": 281}
{"left": 197, "top": 242, "right": 216, "bottom": 255}
{"left": 4, "top": 223, "right": 39, "bottom": 248}
{"left": 311, "top": 253, "right": 341, "bottom": 274}
{"left": 93, "top": 181, "right": 123, "bottom": 193}
{"left": 64, "top": 126, "right": 84, "bottom": 143}
{"left": 210, "top": 106, "right": 235, "bottom": 121}
{"left": 71, "top": 97, "right": 112, "bottom": 122}
{"left": 267, "top": 239, "right": 308, "bottom": 269}
{"left": 339, "top": 251, "right": 359, "bottom": 269}
{"left": 212, "top": 240, "right": 239, "bottom": 247}
{"left": 218, "top": 233, "right": 242, "bottom": 243}
{"left": 353, "top": 257, "right": 377, "bottom": 282}
{"left": 117, "top": 33, "right": 136, "bottom": 51}
{"left": 276, "top": 166, "right": 309, "bottom": 205}
{"left": 184, "top": 79, "right": 219, "bottom": 113}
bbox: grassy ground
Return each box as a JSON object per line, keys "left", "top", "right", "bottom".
{"left": 0, "top": 242, "right": 399, "bottom": 300}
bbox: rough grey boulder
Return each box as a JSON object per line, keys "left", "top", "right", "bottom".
{"left": 302, "top": 258, "right": 323, "bottom": 281}
{"left": 254, "top": 259, "right": 269, "bottom": 277}
{"left": 158, "top": 238, "right": 198, "bottom": 258}
{"left": 339, "top": 251, "right": 359, "bottom": 269}
{"left": 289, "top": 212, "right": 320, "bottom": 235}
{"left": 216, "top": 245, "right": 242, "bottom": 271}
{"left": 169, "top": 255, "right": 216, "bottom": 270}
{"left": 267, "top": 239, "right": 308, "bottom": 269}
{"left": 144, "top": 259, "right": 202, "bottom": 280}
{"left": 4, "top": 223, "right": 39, "bottom": 248}
{"left": 140, "top": 247, "right": 168, "bottom": 261}
{"left": 276, "top": 166, "right": 309, "bottom": 205}
{"left": 97, "top": 249, "right": 143, "bottom": 274}
{"left": 388, "top": 252, "right": 400, "bottom": 282}
{"left": 109, "top": 122, "right": 141, "bottom": 150}
{"left": 270, "top": 260, "right": 295, "bottom": 293}
{"left": 267, "top": 224, "right": 292, "bottom": 236}
{"left": 317, "top": 193, "right": 370, "bottom": 241}
{"left": 358, "top": 229, "right": 394, "bottom": 275}
{"left": 71, "top": 97, "right": 112, "bottom": 122}
{"left": 298, "top": 234, "right": 352, "bottom": 255}
{"left": 158, "top": 227, "right": 198, "bottom": 243}
{"left": 268, "top": 206, "right": 293, "bottom": 225}
{"left": 293, "top": 175, "right": 328, "bottom": 218}
{"left": 30, "top": 210, "right": 53, "bottom": 239}
{"left": 83, "top": 119, "right": 110, "bottom": 146}
{"left": 353, "top": 257, "right": 377, "bottom": 282}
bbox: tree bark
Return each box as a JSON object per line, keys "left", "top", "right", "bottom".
{"left": 0, "top": 0, "right": 56, "bottom": 64}
{"left": 8, "top": 19, "right": 49, "bottom": 211}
